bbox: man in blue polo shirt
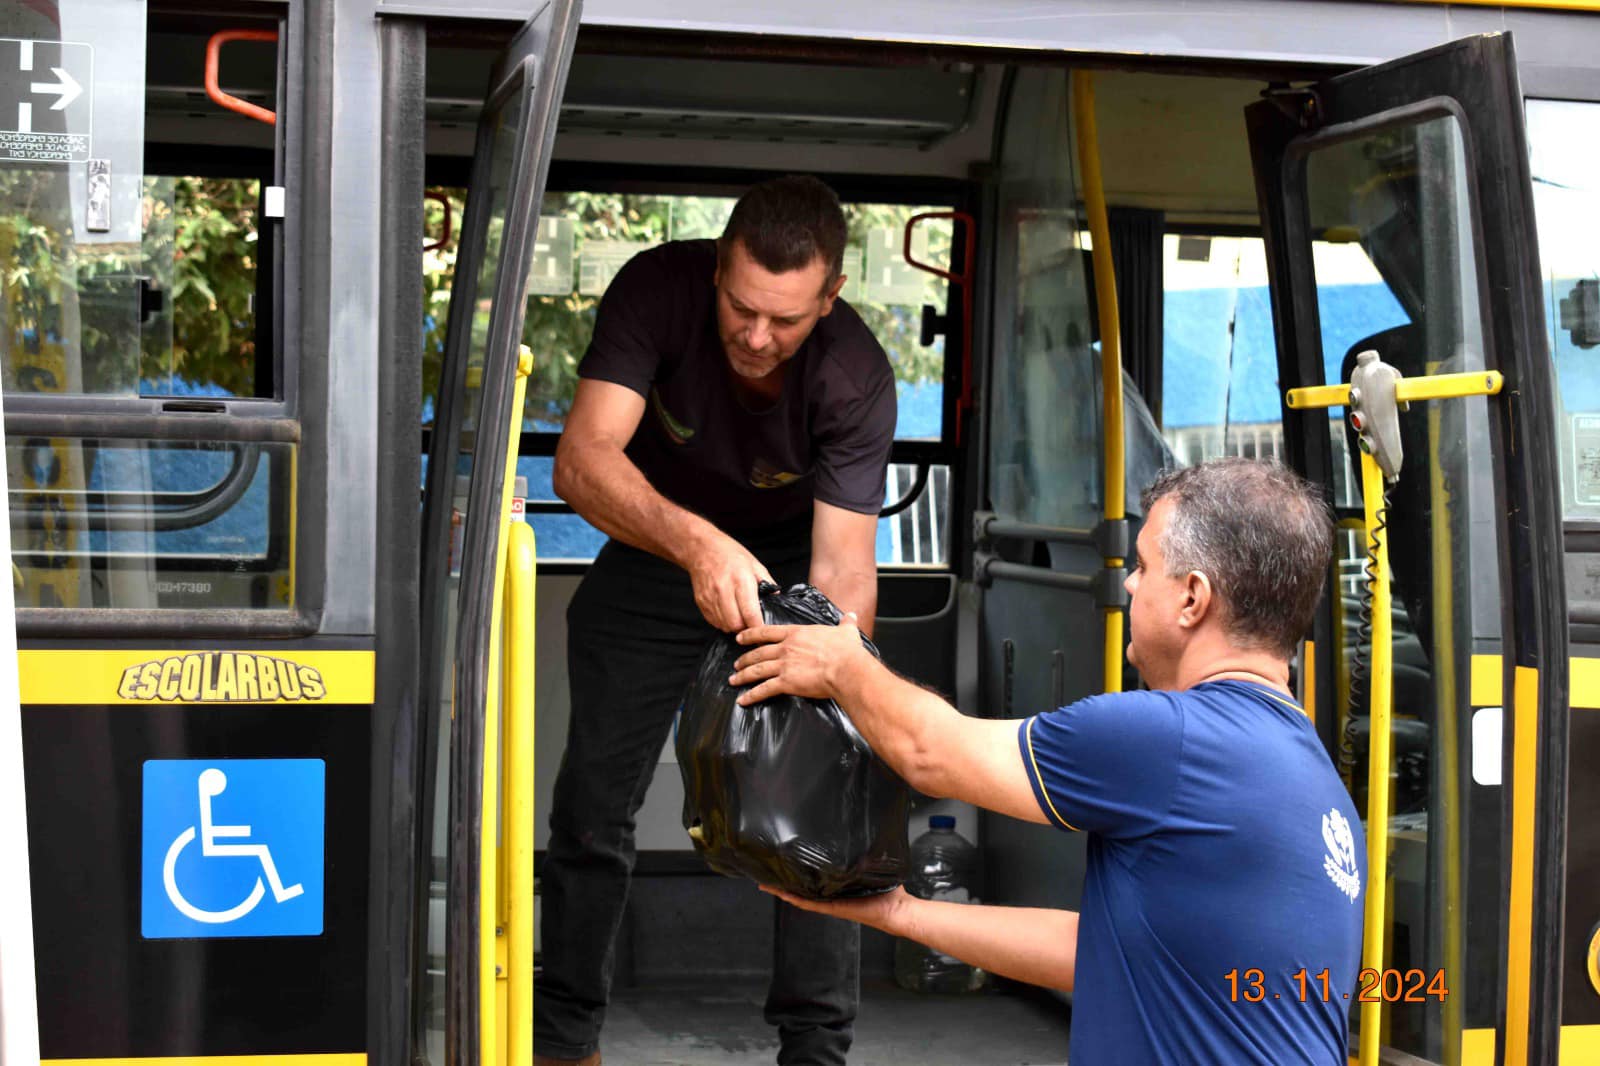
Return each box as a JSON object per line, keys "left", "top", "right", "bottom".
{"left": 730, "top": 459, "right": 1366, "bottom": 1064}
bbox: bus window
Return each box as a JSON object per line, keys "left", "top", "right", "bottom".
{"left": 1526, "top": 98, "right": 1600, "bottom": 521}
{"left": 7, "top": 436, "right": 294, "bottom": 609}
{"left": 0, "top": 10, "right": 291, "bottom": 614}
{"left": 139, "top": 175, "right": 270, "bottom": 399}
{"left": 990, "top": 68, "right": 1100, "bottom": 531}
{"left": 425, "top": 187, "right": 954, "bottom": 566}
{"left": 1161, "top": 234, "right": 1280, "bottom": 466}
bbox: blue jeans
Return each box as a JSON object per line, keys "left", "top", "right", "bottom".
{"left": 535, "top": 536, "right": 861, "bottom": 1064}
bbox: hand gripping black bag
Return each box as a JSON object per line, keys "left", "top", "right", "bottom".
{"left": 676, "top": 582, "right": 911, "bottom": 900}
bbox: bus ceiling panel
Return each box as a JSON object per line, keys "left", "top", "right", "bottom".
{"left": 1092, "top": 71, "right": 1266, "bottom": 222}
{"left": 570, "top": 0, "right": 1445, "bottom": 68}
{"left": 426, "top": 49, "right": 986, "bottom": 152}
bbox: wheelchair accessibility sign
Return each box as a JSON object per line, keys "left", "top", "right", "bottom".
{"left": 141, "top": 759, "right": 324, "bottom": 938}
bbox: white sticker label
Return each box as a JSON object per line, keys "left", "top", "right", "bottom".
{"left": 1471, "top": 707, "right": 1503, "bottom": 787}
{"left": 528, "top": 216, "right": 576, "bottom": 296}
{"left": 863, "top": 225, "right": 929, "bottom": 306}
{"left": 1572, "top": 414, "right": 1600, "bottom": 506}
{"left": 579, "top": 239, "right": 652, "bottom": 296}
{"left": 0, "top": 38, "right": 93, "bottom": 163}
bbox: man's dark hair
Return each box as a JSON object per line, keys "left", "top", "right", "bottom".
{"left": 1140, "top": 459, "right": 1334, "bottom": 658}
{"left": 720, "top": 175, "right": 848, "bottom": 286}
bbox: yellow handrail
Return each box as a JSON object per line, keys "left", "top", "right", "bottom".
{"left": 1285, "top": 366, "right": 1501, "bottom": 1066}
{"left": 1071, "top": 69, "right": 1126, "bottom": 695}
{"left": 1284, "top": 370, "right": 1503, "bottom": 411}
{"left": 482, "top": 345, "right": 535, "bottom": 1066}
{"left": 504, "top": 520, "right": 537, "bottom": 1066}
{"left": 1356, "top": 448, "right": 1393, "bottom": 1066}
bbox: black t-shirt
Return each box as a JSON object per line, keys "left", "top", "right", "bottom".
{"left": 577, "top": 239, "right": 897, "bottom": 533}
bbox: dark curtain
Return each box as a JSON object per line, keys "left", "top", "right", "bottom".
{"left": 1108, "top": 207, "right": 1166, "bottom": 426}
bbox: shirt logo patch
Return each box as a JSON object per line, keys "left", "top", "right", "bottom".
{"left": 650, "top": 387, "right": 695, "bottom": 445}
{"left": 1322, "top": 808, "right": 1361, "bottom": 902}
{"left": 749, "top": 457, "right": 804, "bottom": 489}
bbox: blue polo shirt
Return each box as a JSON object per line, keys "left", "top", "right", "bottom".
{"left": 1018, "top": 681, "right": 1365, "bottom": 1065}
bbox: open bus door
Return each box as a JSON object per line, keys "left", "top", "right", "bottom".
{"left": 1245, "top": 33, "right": 1573, "bottom": 1066}
{"left": 416, "top": 3, "right": 579, "bottom": 1064}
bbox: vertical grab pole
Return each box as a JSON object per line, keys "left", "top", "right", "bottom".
{"left": 504, "top": 520, "right": 538, "bottom": 1064}
{"left": 1285, "top": 367, "right": 1501, "bottom": 1066}
{"left": 482, "top": 347, "right": 535, "bottom": 1066}
{"left": 1357, "top": 447, "right": 1393, "bottom": 1066}
{"left": 1071, "top": 70, "right": 1126, "bottom": 694}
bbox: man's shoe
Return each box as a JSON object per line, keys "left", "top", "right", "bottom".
{"left": 534, "top": 1055, "right": 600, "bottom": 1066}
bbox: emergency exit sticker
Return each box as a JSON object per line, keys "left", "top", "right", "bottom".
{"left": 0, "top": 38, "right": 93, "bottom": 163}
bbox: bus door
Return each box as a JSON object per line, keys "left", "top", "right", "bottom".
{"left": 1246, "top": 33, "right": 1571, "bottom": 1066}
{"left": 975, "top": 66, "right": 1147, "bottom": 916}
{"left": 415, "top": 4, "right": 578, "bottom": 1065}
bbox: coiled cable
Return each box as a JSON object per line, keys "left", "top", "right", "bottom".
{"left": 1339, "top": 483, "right": 1394, "bottom": 803}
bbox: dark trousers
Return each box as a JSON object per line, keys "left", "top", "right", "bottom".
{"left": 535, "top": 536, "right": 861, "bottom": 1064}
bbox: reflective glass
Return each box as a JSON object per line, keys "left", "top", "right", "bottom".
{"left": 0, "top": 6, "right": 273, "bottom": 399}
{"left": 7, "top": 436, "right": 293, "bottom": 609}
{"left": 987, "top": 69, "right": 1100, "bottom": 529}
{"left": 423, "top": 191, "right": 950, "bottom": 440}
{"left": 421, "top": 79, "right": 527, "bottom": 1066}
{"left": 1526, "top": 99, "right": 1600, "bottom": 519}
{"left": 1304, "top": 114, "right": 1501, "bottom": 1061}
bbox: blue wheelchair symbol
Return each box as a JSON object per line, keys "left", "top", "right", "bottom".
{"left": 142, "top": 759, "right": 325, "bottom": 938}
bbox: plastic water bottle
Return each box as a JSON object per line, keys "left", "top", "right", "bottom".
{"left": 893, "top": 815, "right": 987, "bottom": 993}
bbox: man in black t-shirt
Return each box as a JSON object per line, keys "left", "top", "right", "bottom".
{"left": 535, "top": 176, "right": 896, "bottom": 1066}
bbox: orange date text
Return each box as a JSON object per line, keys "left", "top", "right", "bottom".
{"left": 1224, "top": 968, "right": 1449, "bottom": 1003}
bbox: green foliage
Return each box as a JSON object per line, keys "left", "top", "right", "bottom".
{"left": 2, "top": 170, "right": 949, "bottom": 415}
{"left": 0, "top": 169, "right": 260, "bottom": 396}
{"left": 419, "top": 189, "right": 953, "bottom": 429}
{"left": 160, "top": 176, "right": 260, "bottom": 395}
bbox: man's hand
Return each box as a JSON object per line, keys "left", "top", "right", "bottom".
{"left": 759, "top": 883, "right": 910, "bottom": 935}
{"left": 687, "top": 533, "right": 775, "bottom": 632}
{"left": 730, "top": 615, "right": 871, "bottom": 704}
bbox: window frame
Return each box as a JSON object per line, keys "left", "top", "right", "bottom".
{"left": 6, "top": 7, "right": 315, "bottom": 636}
{"left": 418, "top": 158, "right": 974, "bottom": 574}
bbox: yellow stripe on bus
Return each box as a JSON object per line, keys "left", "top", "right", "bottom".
{"left": 1503, "top": 666, "right": 1539, "bottom": 1066}
{"left": 1470, "top": 654, "right": 1600, "bottom": 709}
{"left": 44, "top": 1057, "right": 364, "bottom": 1066}
{"left": 19, "top": 649, "right": 375, "bottom": 705}
{"left": 1407, "top": 0, "right": 1600, "bottom": 10}
{"left": 1462, "top": 1026, "right": 1600, "bottom": 1063}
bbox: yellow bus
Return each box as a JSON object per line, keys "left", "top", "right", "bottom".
{"left": 2, "top": 1, "right": 1598, "bottom": 1064}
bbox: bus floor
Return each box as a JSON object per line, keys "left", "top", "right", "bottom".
{"left": 599, "top": 976, "right": 1072, "bottom": 1065}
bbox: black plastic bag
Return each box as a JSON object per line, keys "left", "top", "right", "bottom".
{"left": 676, "top": 582, "right": 911, "bottom": 900}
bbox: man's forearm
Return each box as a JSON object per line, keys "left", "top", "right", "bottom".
{"left": 881, "top": 897, "right": 1079, "bottom": 993}
{"left": 554, "top": 440, "right": 718, "bottom": 569}
{"left": 811, "top": 567, "right": 877, "bottom": 639}
{"left": 831, "top": 655, "right": 959, "bottom": 795}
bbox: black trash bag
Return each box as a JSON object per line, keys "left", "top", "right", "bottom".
{"left": 676, "top": 582, "right": 911, "bottom": 900}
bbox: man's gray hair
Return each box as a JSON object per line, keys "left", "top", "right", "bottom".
{"left": 1139, "top": 459, "right": 1334, "bottom": 657}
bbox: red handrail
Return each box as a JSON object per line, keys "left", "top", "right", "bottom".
{"left": 205, "top": 30, "right": 279, "bottom": 126}
{"left": 425, "top": 191, "right": 454, "bottom": 253}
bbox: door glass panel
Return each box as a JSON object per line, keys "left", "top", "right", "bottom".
{"left": 0, "top": 8, "right": 277, "bottom": 400}
{"left": 420, "top": 82, "right": 527, "bottom": 1066}
{"left": 988, "top": 68, "right": 1100, "bottom": 529}
{"left": 1525, "top": 99, "right": 1600, "bottom": 521}
{"left": 1303, "top": 113, "right": 1502, "bottom": 1061}
{"left": 8, "top": 436, "right": 293, "bottom": 609}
